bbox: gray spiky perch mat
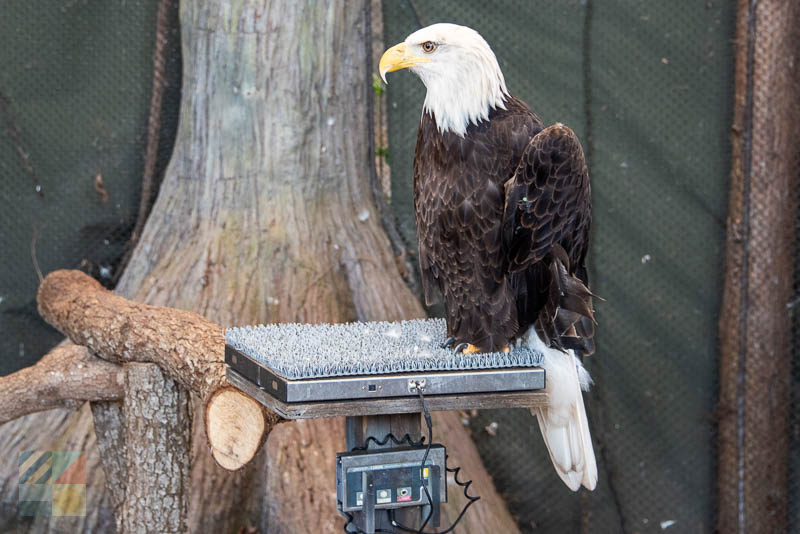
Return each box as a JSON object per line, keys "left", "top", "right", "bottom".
{"left": 225, "top": 318, "right": 546, "bottom": 413}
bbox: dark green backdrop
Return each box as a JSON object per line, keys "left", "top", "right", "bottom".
{"left": 0, "top": 0, "right": 181, "bottom": 376}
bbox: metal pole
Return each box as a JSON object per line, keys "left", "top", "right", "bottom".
{"left": 345, "top": 414, "right": 422, "bottom": 533}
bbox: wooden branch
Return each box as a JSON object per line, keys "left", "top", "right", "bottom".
{"left": 0, "top": 344, "right": 124, "bottom": 423}
{"left": 205, "top": 388, "right": 267, "bottom": 471}
{"left": 38, "top": 269, "right": 224, "bottom": 399}
{"left": 36, "top": 269, "right": 282, "bottom": 470}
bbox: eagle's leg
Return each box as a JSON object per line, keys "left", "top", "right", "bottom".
{"left": 440, "top": 337, "right": 457, "bottom": 350}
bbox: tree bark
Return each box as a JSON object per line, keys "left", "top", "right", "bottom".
{"left": 90, "top": 364, "right": 193, "bottom": 534}
{"left": 92, "top": 402, "right": 128, "bottom": 518}
{"left": 6, "top": 0, "right": 522, "bottom": 532}
{"left": 717, "top": 1, "right": 800, "bottom": 533}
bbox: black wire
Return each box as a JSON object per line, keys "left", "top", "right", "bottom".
{"left": 389, "top": 455, "right": 482, "bottom": 534}
{"left": 416, "top": 386, "right": 434, "bottom": 532}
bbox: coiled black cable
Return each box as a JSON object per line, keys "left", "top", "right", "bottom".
{"left": 351, "top": 433, "right": 426, "bottom": 451}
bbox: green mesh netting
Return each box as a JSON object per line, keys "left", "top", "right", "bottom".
{"left": 0, "top": 0, "right": 180, "bottom": 376}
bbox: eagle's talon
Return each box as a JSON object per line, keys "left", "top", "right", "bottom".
{"left": 441, "top": 337, "right": 456, "bottom": 350}
{"left": 455, "top": 343, "right": 480, "bottom": 355}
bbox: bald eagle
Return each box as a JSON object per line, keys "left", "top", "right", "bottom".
{"left": 380, "top": 23, "right": 598, "bottom": 491}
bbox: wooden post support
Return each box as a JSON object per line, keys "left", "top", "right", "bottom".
{"left": 345, "top": 414, "right": 422, "bottom": 533}
{"left": 92, "top": 363, "right": 191, "bottom": 534}
{"left": 718, "top": 1, "right": 800, "bottom": 533}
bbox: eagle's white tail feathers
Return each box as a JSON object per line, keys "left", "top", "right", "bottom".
{"left": 575, "top": 356, "right": 594, "bottom": 392}
{"left": 525, "top": 328, "right": 597, "bottom": 491}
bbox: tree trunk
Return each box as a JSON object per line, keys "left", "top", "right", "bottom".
{"left": 5, "top": 1, "right": 522, "bottom": 532}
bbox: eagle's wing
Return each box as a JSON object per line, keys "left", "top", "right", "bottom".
{"left": 502, "top": 123, "right": 595, "bottom": 354}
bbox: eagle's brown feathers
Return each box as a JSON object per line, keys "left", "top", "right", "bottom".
{"left": 414, "top": 97, "right": 595, "bottom": 354}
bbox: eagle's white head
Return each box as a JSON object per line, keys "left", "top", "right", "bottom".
{"left": 380, "top": 23, "right": 509, "bottom": 137}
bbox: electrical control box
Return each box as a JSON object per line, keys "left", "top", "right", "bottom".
{"left": 336, "top": 445, "right": 447, "bottom": 513}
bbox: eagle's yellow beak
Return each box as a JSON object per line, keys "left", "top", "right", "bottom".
{"left": 379, "top": 43, "right": 431, "bottom": 83}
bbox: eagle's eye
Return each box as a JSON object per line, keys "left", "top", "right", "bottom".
{"left": 421, "top": 41, "right": 437, "bottom": 53}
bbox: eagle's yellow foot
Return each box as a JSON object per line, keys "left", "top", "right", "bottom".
{"left": 501, "top": 345, "right": 510, "bottom": 354}
{"left": 454, "top": 343, "right": 481, "bottom": 354}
